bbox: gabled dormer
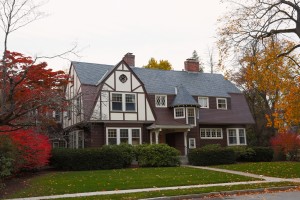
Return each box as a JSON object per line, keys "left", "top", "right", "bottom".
{"left": 91, "top": 56, "right": 155, "bottom": 122}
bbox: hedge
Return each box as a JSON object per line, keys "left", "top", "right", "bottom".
{"left": 188, "top": 147, "right": 235, "bottom": 166}
{"left": 50, "top": 144, "right": 135, "bottom": 170}
{"left": 251, "top": 147, "right": 274, "bottom": 162}
{"left": 227, "top": 146, "right": 256, "bottom": 162}
{"left": 135, "top": 144, "right": 180, "bottom": 167}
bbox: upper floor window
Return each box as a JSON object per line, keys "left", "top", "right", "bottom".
{"left": 76, "top": 95, "right": 82, "bottom": 115}
{"left": 111, "top": 93, "right": 136, "bottom": 112}
{"left": 174, "top": 107, "right": 185, "bottom": 119}
{"left": 155, "top": 95, "right": 167, "bottom": 107}
{"left": 198, "top": 97, "right": 209, "bottom": 108}
{"left": 217, "top": 98, "right": 227, "bottom": 110}
{"left": 187, "top": 108, "right": 196, "bottom": 126}
{"left": 227, "top": 128, "right": 246, "bottom": 146}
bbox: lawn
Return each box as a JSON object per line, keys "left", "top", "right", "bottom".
{"left": 8, "top": 167, "right": 258, "bottom": 198}
{"left": 215, "top": 162, "right": 300, "bottom": 178}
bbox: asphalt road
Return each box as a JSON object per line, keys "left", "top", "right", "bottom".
{"left": 199, "top": 191, "right": 300, "bottom": 200}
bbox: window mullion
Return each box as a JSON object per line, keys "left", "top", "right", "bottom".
{"left": 117, "top": 129, "right": 120, "bottom": 145}
{"left": 129, "top": 129, "right": 132, "bottom": 145}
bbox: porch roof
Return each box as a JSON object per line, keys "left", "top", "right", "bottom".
{"left": 147, "top": 124, "right": 193, "bottom": 130}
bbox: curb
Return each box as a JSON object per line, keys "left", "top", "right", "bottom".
{"left": 141, "top": 186, "right": 300, "bottom": 200}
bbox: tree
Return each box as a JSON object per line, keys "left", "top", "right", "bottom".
{"left": 143, "top": 58, "right": 172, "bottom": 70}
{"left": 232, "top": 39, "right": 300, "bottom": 145}
{"left": 0, "top": 0, "right": 74, "bottom": 129}
{"left": 0, "top": 51, "right": 68, "bottom": 129}
{"left": 190, "top": 50, "right": 204, "bottom": 72}
{"left": 218, "top": 0, "right": 300, "bottom": 65}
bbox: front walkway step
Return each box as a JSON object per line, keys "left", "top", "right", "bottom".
{"left": 179, "top": 156, "right": 188, "bottom": 165}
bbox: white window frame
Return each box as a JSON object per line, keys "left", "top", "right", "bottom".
{"left": 198, "top": 97, "right": 209, "bottom": 108}
{"left": 69, "top": 130, "right": 84, "bottom": 149}
{"left": 155, "top": 95, "right": 167, "bottom": 107}
{"left": 111, "top": 93, "right": 136, "bottom": 112}
{"left": 106, "top": 128, "right": 142, "bottom": 145}
{"left": 186, "top": 107, "right": 196, "bottom": 126}
{"left": 217, "top": 98, "right": 227, "bottom": 110}
{"left": 174, "top": 107, "right": 185, "bottom": 119}
{"left": 189, "top": 138, "right": 196, "bottom": 149}
{"left": 227, "top": 128, "right": 247, "bottom": 146}
{"left": 200, "top": 128, "right": 223, "bottom": 139}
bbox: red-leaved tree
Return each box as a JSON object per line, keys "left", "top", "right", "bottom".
{"left": 1, "top": 128, "right": 52, "bottom": 171}
{"left": 270, "top": 131, "right": 300, "bottom": 161}
{"left": 0, "top": 51, "right": 68, "bottom": 129}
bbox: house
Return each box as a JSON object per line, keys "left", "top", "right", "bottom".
{"left": 63, "top": 53, "right": 254, "bottom": 155}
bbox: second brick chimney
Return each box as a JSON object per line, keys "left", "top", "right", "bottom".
{"left": 184, "top": 58, "right": 199, "bottom": 72}
{"left": 123, "top": 53, "right": 135, "bottom": 67}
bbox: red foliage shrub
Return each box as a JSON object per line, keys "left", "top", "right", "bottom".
{"left": 270, "top": 131, "right": 300, "bottom": 161}
{"left": 1, "top": 129, "right": 52, "bottom": 171}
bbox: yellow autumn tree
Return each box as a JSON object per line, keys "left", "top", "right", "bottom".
{"left": 143, "top": 58, "right": 172, "bottom": 70}
{"left": 238, "top": 39, "right": 300, "bottom": 132}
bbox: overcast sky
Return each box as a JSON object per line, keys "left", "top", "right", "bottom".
{"left": 3, "top": 0, "right": 229, "bottom": 72}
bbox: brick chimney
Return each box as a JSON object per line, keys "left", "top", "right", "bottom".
{"left": 123, "top": 53, "right": 135, "bottom": 67}
{"left": 184, "top": 58, "right": 199, "bottom": 72}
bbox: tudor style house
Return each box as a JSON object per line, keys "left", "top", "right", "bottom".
{"left": 63, "top": 53, "right": 254, "bottom": 155}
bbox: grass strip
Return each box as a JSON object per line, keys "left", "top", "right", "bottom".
{"left": 215, "top": 162, "right": 300, "bottom": 178}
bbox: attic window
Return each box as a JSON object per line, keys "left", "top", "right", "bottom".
{"left": 217, "top": 98, "right": 227, "bottom": 110}
{"left": 155, "top": 95, "right": 167, "bottom": 107}
{"left": 119, "top": 74, "right": 128, "bottom": 83}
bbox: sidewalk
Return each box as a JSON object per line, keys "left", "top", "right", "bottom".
{"left": 7, "top": 165, "right": 300, "bottom": 200}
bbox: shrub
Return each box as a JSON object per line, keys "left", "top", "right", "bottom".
{"left": 135, "top": 144, "right": 180, "bottom": 167}
{"left": 0, "top": 135, "right": 17, "bottom": 179}
{"left": 251, "top": 147, "right": 273, "bottom": 162}
{"left": 188, "top": 147, "right": 235, "bottom": 166}
{"left": 226, "top": 146, "right": 255, "bottom": 162}
{"left": 270, "top": 131, "right": 300, "bottom": 161}
{"left": 0, "top": 129, "right": 51, "bottom": 172}
{"left": 50, "top": 145, "right": 135, "bottom": 170}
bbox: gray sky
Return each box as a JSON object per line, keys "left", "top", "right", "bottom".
{"left": 4, "top": 0, "right": 229, "bottom": 72}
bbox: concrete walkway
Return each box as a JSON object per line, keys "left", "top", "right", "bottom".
{"left": 6, "top": 165, "right": 300, "bottom": 200}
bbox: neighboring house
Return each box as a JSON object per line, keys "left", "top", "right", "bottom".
{"left": 63, "top": 53, "right": 254, "bottom": 155}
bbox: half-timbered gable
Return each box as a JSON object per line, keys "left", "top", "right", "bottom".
{"left": 90, "top": 61, "right": 155, "bottom": 122}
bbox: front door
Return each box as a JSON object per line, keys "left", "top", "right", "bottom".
{"left": 165, "top": 133, "right": 184, "bottom": 155}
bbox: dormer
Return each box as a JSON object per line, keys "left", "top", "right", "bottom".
{"left": 170, "top": 85, "right": 200, "bottom": 126}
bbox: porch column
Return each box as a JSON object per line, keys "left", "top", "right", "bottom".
{"left": 150, "top": 132, "right": 153, "bottom": 144}
{"left": 155, "top": 131, "right": 159, "bottom": 144}
{"left": 184, "top": 131, "right": 188, "bottom": 155}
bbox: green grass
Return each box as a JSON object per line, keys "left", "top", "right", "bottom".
{"left": 57, "top": 182, "right": 300, "bottom": 200}
{"left": 8, "top": 167, "right": 258, "bottom": 198}
{"left": 215, "top": 162, "right": 300, "bottom": 178}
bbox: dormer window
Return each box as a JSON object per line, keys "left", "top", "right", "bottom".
{"left": 155, "top": 95, "right": 167, "bottom": 107}
{"left": 174, "top": 107, "right": 185, "bottom": 119}
{"left": 198, "top": 97, "right": 209, "bottom": 108}
{"left": 217, "top": 98, "right": 227, "bottom": 110}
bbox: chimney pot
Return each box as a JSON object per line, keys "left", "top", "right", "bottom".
{"left": 123, "top": 53, "right": 135, "bottom": 67}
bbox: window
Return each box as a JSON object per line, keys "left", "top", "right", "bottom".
{"left": 111, "top": 93, "right": 136, "bottom": 112}
{"left": 174, "top": 107, "right": 185, "bottom": 119}
{"left": 217, "top": 98, "right": 227, "bottom": 110}
{"left": 198, "top": 97, "right": 209, "bottom": 108}
{"left": 125, "top": 94, "right": 135, "bottom": 111}
{"left": 76, "top": 95, "right": 82, "bottom": 115}
{"left": 189, "top": 138, "right": 196, "bottom": 149}
{"left": 106, "top": 128, "right": 141, "bottom": 145}
{"left": 112, "top": 93, "right": 123, "bottom": 111}
{"left": 155, "top": 95, "right": 167, "bottom": 107}
{"left": 53, "top": 110, "right": 61, "bottom": 121}
{"left": 227, "top": 128, "right": 247, "bottom": 145}
{"left": 108, "top": 129, "right": 117, "bottom": 145}
{"left": 69, "top": 131, "right": 84, "bottom": 149}
{"left": 200, "top": 128, "right": 223, "bottom": 139}
{"left": 187, "top": 108, "right": 195, "bottom": 125}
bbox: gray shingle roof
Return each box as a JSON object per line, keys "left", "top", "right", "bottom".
{"left": 72, "top": 61, "right": 241, "bottom": 97}
{"left": 171, "top": 85, "right": 199, "bottom": 107}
